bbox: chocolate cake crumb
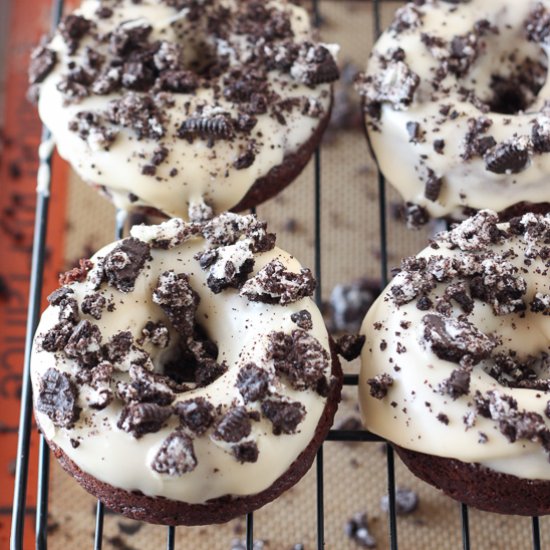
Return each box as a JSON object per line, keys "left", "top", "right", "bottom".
{"left": 240, "top": 260, "right": 315, "bottom": 305}
{"left": 141, "top": 321, "right": 170, "bottom": 348}
{"left": 367, "top": 373, "right": 393, "bottom": 399}
{"left": 81, "top": 293, "right": 107, "bottom": 320}
{"left": 335, "top": 334, "right": 366, "bottom": 361}
{"left": 232, "top": 441, "right": 259, "bottom": 463}
{"left": 290, "top": 309, "right": 313, "bottom": 330}
{"left": 236, "top": 363, "right": 270, "bottom": 403}
{"left": 380, "top": 488, "right": 419, "bottom": 515}
{"left": 423, "top": 314, "right": 495, "bottom": 365}
{"left": 214, "top": 406, "right": 251, "bottom": 442}
{"left": 152, "top": 271, "right": 199, "bottom": 336}
{"left": 117, "top": 403, "right": 172, "bottom": 438}
{"left": 345, "top": 512, "right": 376, "bottom": 548}
{"left": 103, "top": 238, "right": 151, "bottom": 292}
{"left": 64, "top": 320, "right": 103, "bottom": 367}
{"left": 29, "top": 46, "right": 57, "bottom": 85}
{"left": 151, "top": 430, "right": 197, "bottom": 475}
{"left": 261, "top": 396, "right": 306, "bottom": 435}
{"left": 268, "top": 330, "right": 330, "bottom": 395}
{"left": 37, "top": 368, "right": 80, "bottom": 428}
{"left": 484, "top": 139, "right": 530, "bottom": 174}
{"left": 59, "top": 258, "right": 94, "bottom": 285}
{"left": 174, "top": 397, "right": 215, "bottom": 435}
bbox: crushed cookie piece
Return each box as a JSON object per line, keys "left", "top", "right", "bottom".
{"left": 380, "top": 488, "right": 419, "bottom": 515}
{"left": 68, "top": 111, "right": 118, "bottom": 150}
{"left": 36, "top": 368, "right": 80, "bottom": 428}
{"left": 439, "top": 367, "right": 471, "bottom": 399}
{"left": 206, "top": 241, "right": 255, "bottom": 293}
{"left": 151, "top": 430, "right": 197, "bottom": 475}
{"left": 329, "top": 279, "right": 380, "bottom": 333}
{"left": 41, "top": 321, "right": 74, "bottom": 352}
{"left": 29, "top": 46, "right": 57, "bottom": 85}
{"left": 174, "top": 397, "right": 215, "bottom": 435}
{"left": 153, "top": 271, "right": 199, "bottom": 336}
{"left": 268, "top": 330, "right": 331, "bottom": 396}
{"left": 290, "top": 309, "right": 313, "bottom": 330}
{"left": 232, "top": 441, "right": 259, "bottom": 463}
{"left": 141, "top": 321, "right": 170, "bottom": 348}
{"left": 484, "top": 139, "right": 530, "bottom": 174}
{"left": 131, "top": 218, "right": 200, "bottom": 249}
{"left": 368, "top": 373, "right": 393, "bottom": 399}
{"left": 177, "top": 113, "right": 234, "bottom": 142}
{"left": 81, "top": 293, "right": 107, "bottom": 320}
{"left": 345, "top": 512, "right": 376, "bottom": 548}
{"left": 261, "top": 396, "right": 306, "bottom": 435}
{"left": 236, "top": 363, "right": 270, "bottom": 403}
{"left": 240, "top": 260, "right": 315, "bottom": 305}
{"left": 335, "top": 334, "right": 365, "bottom": 361}
{"left": 117, "top": 403, "right": 172, "bottom": 438}
{"left": 59, "top": 14, "right": 93, "bottom": 54}
{"left": 423, "top": 314, "right": 495, "bottom": 365}
{"left": 117, "top": 365, "right": 175, "bottom": 406}
{"left": 107, "top": 93, "right": 165, "bottom": 140}
{"left": 214, "top": 406, "right": 251, "bottom": 442}
{"left": 290, "top": 43, "right": 339, "bottom": 86}
{"left": 64, "top": 320, "right": 103, "bottom": 367}
{"left": 103, "top": 238, "right": 151, "bottom": 292}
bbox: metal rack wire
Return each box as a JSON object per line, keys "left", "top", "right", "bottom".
{"left": 8, "top": 0, "right": 547, "bottom": 549}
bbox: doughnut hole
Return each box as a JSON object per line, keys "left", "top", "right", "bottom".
{"left": 468, "top": 37, "right": 548, "bottom": 115}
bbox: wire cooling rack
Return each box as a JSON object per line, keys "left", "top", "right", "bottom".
{"left": 8, "top": 0, "right": 547, "bottom": 549}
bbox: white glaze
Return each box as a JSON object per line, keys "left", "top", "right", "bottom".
{"left": 359, "top": 212, "right": 550, "bottom": 480}
{"left": 359, "top": 0, "right": 550, "bottom": 220}
{"left": 31, "top": 217, "right": 335, "bottom": 503}
{"left": 36, "top": 0, "right": 337, "bottom": 218}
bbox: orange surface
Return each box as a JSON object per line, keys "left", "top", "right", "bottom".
{"left": 0, "top": 0, "right": 69, "bottom": 548}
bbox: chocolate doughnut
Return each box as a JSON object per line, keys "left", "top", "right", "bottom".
{"left": 356, "top": 0, "right": 550, "bottom": 226}
{"left": 29, "top": 0, "right": 339, "bottom": 219}
{"left": 31, "top": 213, "right": 342, "bottom": 525}
{"left": 359, "top": 210, "right": 550, "bottom": 515}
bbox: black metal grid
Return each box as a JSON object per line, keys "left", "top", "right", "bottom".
{"left": 8, "top": 1, "right": 545, "bottom": 549}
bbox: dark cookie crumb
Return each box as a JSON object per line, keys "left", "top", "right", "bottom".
{"left": 232, "top": 441, "right": 259, "bottom": 463}
{"left": 117, "top": 403, "right": 172, "bottom": 438}
{"left": 345, "top": 512, "right": 376, "bottom": 548}
{"left": 151, "top": 430, "right": 197, "bottom": 475}
{"left": 240, "top": 260, "right": 316, "bottom": 305}
{"left": 290, "top": 309, "right": 313, "bottom": 330}
{"left": 214, "top": 406, "right": 251, "bottom": 442}
{"left": 335, "top": 334, "right": 366, "bottom": 361}
{"left": 261, "top": 396, "right": 306, "bottom": 435}
{"left": 36, "top": 368, "right": 80, "bottom": 428}
{"left": 64, "top": 320, "right": 103, "bottom": 367}
{"left": 140, "top": 321, "right": 170, "bottom": 348}
{"left": 368, "top": 373, "right": 393, "bottom": 399}
{"left": 380, "top": 488, "right": 419, "bottom": 515}
{"left": 81, "top": 293, "right": 107, "bottom": 320}
{"left": 236, "top": 363, "right": 270, "bottom": 403}
{"left": 103, "top": 238, "right": 151, "bottom": 293}
{"left": 174, "top": 397, "right": 215, "bottom": 435}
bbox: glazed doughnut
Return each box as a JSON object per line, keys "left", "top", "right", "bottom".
{"left": 356, "top": 0, "right": 550, "bottom": 226}
{"left": 31, "top": 213, "right": 342, "bottom": 525}
{"left": 359, "top": 210, "right": 550, "bottom": 515}
{"left": 29, "top": 0, "right": 339, "bottom": 219}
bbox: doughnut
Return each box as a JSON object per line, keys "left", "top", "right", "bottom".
{"left": 29, "top": 0, "right": 339, "bottom": 219}
{"left": 355, "top": 0, "right": 550, "bottom": 226}
{"left": 359, "top": 210, "right": 550, "bottom": 515}
{"left": 31, "top": 212, "right": 342, "bottom": 525}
